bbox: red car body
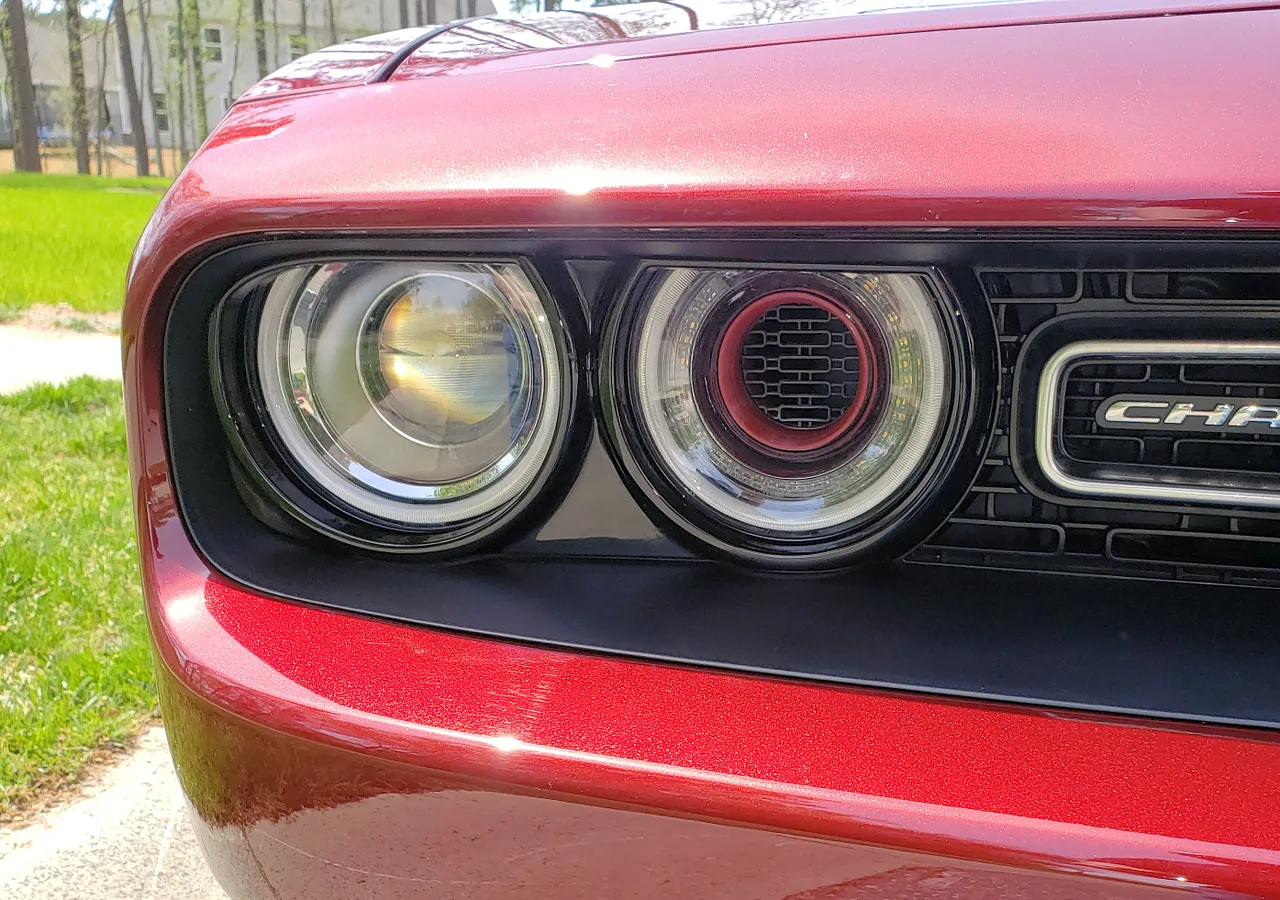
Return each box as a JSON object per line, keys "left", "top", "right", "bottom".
{"left": 125, "top": 1, "right": 1280, "bottom": 897}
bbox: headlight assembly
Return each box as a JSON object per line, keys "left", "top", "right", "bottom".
{"left": 213, "top": 254, "right": 981, "bottom": 567}
{"left": 602, "top": 265, "right": 977, "bottom": 568}
{"left": 217, "top": 259, "right": 573, "bottom": 551}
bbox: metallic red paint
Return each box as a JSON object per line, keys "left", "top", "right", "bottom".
{"left": 130, "top": 411, "right": 1280, "bottom": 895}
{"left": 234, "top": 30, "right": 416, "bottom": 101}
{"left": 234, "top": 2, "right": 1280, "bottom": 104}
{"left": 129, "top": 4, "right": 1280, "bottom": 291}
{"left": 386, "top": 0, "right": 1279, "bottom": 84}
{"left": 155, "top": 668, "right": 1226, "bottom": 900}
{"left": 161, "top": 669, "right": 1224, "bottom": 900}
{"left": 125, "top": 2, "right": 1280, "bottom": 896}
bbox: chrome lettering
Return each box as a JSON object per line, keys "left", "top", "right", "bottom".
{"left": 1227, "top": 405, "right": 1280, "bottom": 428}
{"left": 1104, "top": 400, "right": 1169, "bottom": 425}
{"left": 1164, "top": 402, "right": 1235, "bottom": 426}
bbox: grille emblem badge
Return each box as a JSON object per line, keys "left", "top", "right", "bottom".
{"left": 1099, "top": 395, "right": 1280, "bottom": 430}
{"left": 1033, "top": 339, "right": 1280, "bottom": 509}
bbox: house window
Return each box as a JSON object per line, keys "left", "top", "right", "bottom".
{"left": 203, "top": 27, "right": 223, "bottom": 62}
{"left": 167, "top": 24, "right": 180, "bottom": 58}
{"left": 288, "top": 34, "right": 308, "bottom": 61}
{"left": 153, "top": 93, "right": 169, "bottom": 133}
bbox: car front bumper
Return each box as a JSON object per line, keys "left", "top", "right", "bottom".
{"left": 137, "top": 495, "right": 1280, "bottom": 899}
{"left": 122, "top": 230, "right": 1280, "bottom": 900}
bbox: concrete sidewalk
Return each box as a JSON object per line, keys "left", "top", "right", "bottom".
{"left": 0, "top": 727, "right": 225, "bottom": 899}
{"left": 0, "top": 326, "right": 122, "bottom": 393}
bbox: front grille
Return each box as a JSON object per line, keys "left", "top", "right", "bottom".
{"left": 911, "top": 268, "right": 1280, "bottom": 588}
{"left": 1062, "top": 361, "right": 1280, "bottom": 472}
{"left": 740, "top": 304, "right": 862, "bottom": 429}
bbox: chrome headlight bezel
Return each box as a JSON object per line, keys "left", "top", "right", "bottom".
{"left": 211, "top": 255, "right": 582, "bottom": 554}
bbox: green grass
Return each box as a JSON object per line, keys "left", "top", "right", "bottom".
{"left": 0, "top": 172, "right": 169, "bottom": 315}
{"left": 0, "top": 377, "right": 153, "bottom": 815}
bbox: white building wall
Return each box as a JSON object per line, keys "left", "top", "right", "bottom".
{"left": 0, "top": 17, "right": 125, "bottom": 138}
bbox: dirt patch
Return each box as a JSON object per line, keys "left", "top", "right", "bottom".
{"left": 0, "top": 718, "right": 158, "bottom": 833}
{"left": 0, "top": 304, "right": 120, "bottom": 334}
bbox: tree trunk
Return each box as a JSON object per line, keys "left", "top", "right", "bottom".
{"left": 252, "top": 0, "right": 266, "bottom": 77}
{"left": 299, "top": 0, "right": 307, "bottom": 55}
{"left": 326, "top": 0, "right": 335, "bottom": 45}
{"left": 398, "top": 0, "right": 408, "bottom": 29}
{"left": 111, "top": 0, "right": 149, "bottom": 176}
{"left": 63, "top": 1, "right": 91, "bottom": 173}
{"left": 174, "top": 0, "right": 190, "bottom": 164}
{"left": 136, "top": 0, "right": 164, "bottom": 176}
{"left": 0, "top": 28, "right": 16, "bottom": 162}
{"left": 160, "top": 37, "right": 178, "bottom": 168}
{"left": 2, "top": 0, "right": 41, "bottom": 171}
{"left": 185, "top": 0, "right": 208, "bottom": 141}
{"left": 95, "top": 5, "right": 112, "bottom": 175}
{"left": 269, "top": 0, "right": 277, "bottom": 69}
{"left": 227, "top": 0, "right": 244, "bottom": 109}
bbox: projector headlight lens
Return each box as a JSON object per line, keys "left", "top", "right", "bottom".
{"left": 252, "top": 260, "right": 563, "bottom": 530}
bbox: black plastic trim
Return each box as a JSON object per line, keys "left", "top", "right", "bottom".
{"left": 199, "top": 544, "right": 1280, "bottom": 731}
{"left": 162, "top": 231, "right": 1280, "bottom": 732}
{"left": 367, "top": 19, "right": 482, "bottom": 83}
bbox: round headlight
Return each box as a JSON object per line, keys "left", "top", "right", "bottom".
{"left": 608, "top": 266, "right": 967, "bottom": 565}
{"left": 252, "top": 261, "right": 564, "bottom": 533}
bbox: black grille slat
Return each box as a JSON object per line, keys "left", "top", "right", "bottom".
{"left": 979, "top": 271, "right": 1081, "bottom": 302}
{"left": 740, "top": 304, "right": 861, "bottom": 430}
{"left": 1129, "top": 271, "right": 1280, "bottom": 303}
{"left": 913, "top": 267, "right": 1280, "bottom": 587}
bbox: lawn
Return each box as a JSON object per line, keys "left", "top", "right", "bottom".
{"left": 0, "top": 377, "right": 153, "bottom": 817}
{"left": 0, "top": 172, "right": 169, "bottom": 315}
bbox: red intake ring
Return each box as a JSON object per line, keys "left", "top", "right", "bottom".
{"left": 713, "top": 290, "right": 881, "bottom": 455}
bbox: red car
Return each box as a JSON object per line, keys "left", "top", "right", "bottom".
{"left": 125, "top": 1, "right": 1280, "bottom": 897}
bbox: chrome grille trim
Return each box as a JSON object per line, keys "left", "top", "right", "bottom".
{"left": 1037, "top": 340, "right": 1280, "bottom": 509}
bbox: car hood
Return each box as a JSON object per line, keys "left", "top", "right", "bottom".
{"left": 239, "top": 0, "right": 1265, "bottom": 100}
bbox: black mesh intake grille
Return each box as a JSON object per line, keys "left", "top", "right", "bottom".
{"left": 910, "top": 268, "right": 1280, "bottom": 589}
{"left": 1062, "top": 361, "right": 1280, "bottom": 472}
{"left": 740, "top": 304, "right": 861, "bottom": 429}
